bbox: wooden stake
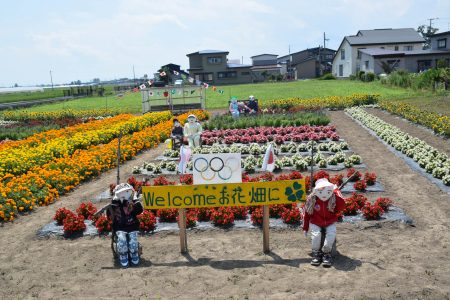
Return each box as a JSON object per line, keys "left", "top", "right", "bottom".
{"left": 263, "top": 205, "right": 270, "bottom": 253}
{"left": 178, "top": 208, "right": 188, "bottom": 253}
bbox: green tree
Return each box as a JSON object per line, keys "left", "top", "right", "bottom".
{"left": 417, "top": 24, "right": 439, "bottom": 49}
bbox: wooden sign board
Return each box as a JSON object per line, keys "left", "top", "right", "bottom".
{"left": 142, "top": 179, "right": 306, "bottom": 209}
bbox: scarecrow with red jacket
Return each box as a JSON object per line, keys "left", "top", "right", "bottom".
{"left": 302, "top": 178, "right": 345, "bottom": 267}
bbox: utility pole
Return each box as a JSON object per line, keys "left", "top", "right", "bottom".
{"left": 427, "top": 17, "right": 439, "bottom": 30}
{"left": 49, "top": 70, "right": 54, "bottom": 90}
{"left": 133, "top": 65, "right": 136, "bottom": 87}
{"left": 323, "top": 32, "right": 330, "bottom": 49}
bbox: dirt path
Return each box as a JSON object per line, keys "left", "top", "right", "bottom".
{"left": 366, "top": 107, "right": 450, "bottom": 156}
{"left": 1, "top": 113, "right": 450, "bottom": 299}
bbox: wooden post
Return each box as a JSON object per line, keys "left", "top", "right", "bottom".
{"left": 263, "top": 205, "right": 270, "bottom": 253}
{"left": 116, "top": 130, "right": 122, "bottom": 185}
{"left": 178, "top": 208, "right": 188, "bottom": 253}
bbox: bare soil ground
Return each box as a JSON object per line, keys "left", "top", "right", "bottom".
{"left": 1, "top": 111, "right": 450, "bottom": 299}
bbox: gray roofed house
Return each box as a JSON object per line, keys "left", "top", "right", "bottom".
{"left": 357, "top": 31, "right": 450, "bottom": 75}
{"left": 186, "top": 50, "right": 252, "bottom": 84}
{"left": 332, "top": 28, "right": 426, "bottom": 77}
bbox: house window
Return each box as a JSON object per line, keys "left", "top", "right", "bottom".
{"left": 195, "top": 73, "right": 213, "bottom": 82}
{"left": 341, "top": 49, "right": 345, "bottom": 60}
{"left": 417, "top": 60, "right": 432, "bottom": 72}
{"left": 438, "top": 38, "right": 447, "bottom": 49}
{"left": 326, "top": 54, "right": 333, "bottom": 59}
{"left": 357, "top": 48, "right": 365, "bottom": 59}
{"left": 241, "top": 71, "right": 250, "bottom": 76}
{"left": 394, "top": 46, "right": 399, "bottom": 51}
{"left": 403, "top": 45, "right": 413, "bottom": 51}
{"left": 365, "top": 61, "right": 369, "bottom": 69}
{"left": 339, "top": 64, "right": 343, "bottom": 76}
{"left": 207, "top": 57, "right": 222, "bottom": 64}
{"left": 217, "top": 71, "right": 237, "bottom": 78}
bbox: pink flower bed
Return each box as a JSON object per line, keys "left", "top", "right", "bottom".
{"left": 201, "top": 125, "right": 339, "bottom": 145}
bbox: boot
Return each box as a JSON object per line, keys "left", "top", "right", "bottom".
{"left": 322, "top": 252, "right": 333, "bottom": 268}
{"left": 310, "top": 250, "right": 322, "bottom": 266}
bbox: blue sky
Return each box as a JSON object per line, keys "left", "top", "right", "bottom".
{"left": 1, "top": 0, "right": 450, "bottom": 86}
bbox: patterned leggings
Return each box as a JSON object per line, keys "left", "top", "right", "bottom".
{"left": 116, "top": 231, "right": 139, "bottom": 266}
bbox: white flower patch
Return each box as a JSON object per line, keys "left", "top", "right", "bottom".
{"left": 346, "top": 107, "right": 450, "bottom": 186}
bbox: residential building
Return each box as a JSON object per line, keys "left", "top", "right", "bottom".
{"left": 277, "top": 47, "right": 336, "bottom": 79}
{"left": 250, "top": 54, "right": 282, "bottom": 82}
{"left": 358, "top": 30, "right": 450, "bottom": 75}
{"left": 186, "top": 50, "right": 252, "bottom": 84}
{"left": 332, "top": 28, "right": 425, "bottom": 77}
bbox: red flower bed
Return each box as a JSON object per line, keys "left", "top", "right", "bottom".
{"left": 210, "top": 207, "right": 235, "bottom": 226}
{"left": 138, "top": 210, "right": 157, "bottom": 232}
{"left": 375, "top": 197, "right": 393, "bottom": 212}
{"left": 251, "top": 207, "right": 263, "bottom": 226}
{"left": 157, "top": 208, "right": 178, "bottom": 222}
{"left": 330, "top": 174, "right": 344, "bottom": 186}
{"left": 54, "top": 207, "right": 73, "bottom": 225}
{"left": 364, "top": 172, "right": 377, "bottom": 186}
{"left": 76, "top": 202, "right": 97, "bottom": 220}
{"left": 269, "top": 204, "right": 285, "bottom": 218}
{"left": 202, "top": 126, "right": 339, "bottom": 145}
{"left": 177, "top": 209, "right": 198, "bottom": 228}
{"left": 63, "top": 213, "right": 86, "bottom": 234}
{"left": 281, "top": 206, "right": 301, "bottom": 225}
{"left": 362, "top": 202, "right": 384, "bottom": 220}
{"left": 353, "top": 180, "right": 367, "bottom": 191}
{"left": 230, "top": 206, "right": 248, "bottom": 220}
{"left": 347, "top": 168, "right": 362, "bottom": 181}
{"left": 153, "top": 176, "right": 176, "bottom": 186}
{"left": 179, "top": 174, "right": 193, "bottom": 185}
{"left": 95, "top": 215, "right": 112, "bottom": 233}
{"left": 194, "top": 207, "right": 212, "bottom": 221}
{"left": 314, "top": 170, "right": 330, "bottom": 182}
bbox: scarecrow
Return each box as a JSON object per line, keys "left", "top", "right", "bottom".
{"left": 302, "top": 178, "right": 346, "bottom": 267}
{"left": 183, "top": 114, "right": 202, "bottom": 148}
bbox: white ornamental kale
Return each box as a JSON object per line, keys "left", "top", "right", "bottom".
{"left": 132, "top": 166, "right": 142, "bottom": 174}
{"left": 249, "top": 143, "right": 262, "bottom": 155}
{"left": 443, "top": 175, "right": 450, "bottom": 186}
{"left": 318, "top": 143, "right": 329, "bottom": 151}
{"left": 229, "top": 144, "right": 240, "bottom": 153}
{"left": 280, "top": 156, "right": 293, "bottom": 167}
{"left": 166, "top": 162, "right": 177, "bottom": 171}
{"left": 346, "top": 107, "right": 449, "bottom": 185}
{"left": 297, "top": 143, "right": 308, "bottom": 152}
{"left": 327, "top": 155, "right": 339, "bottom": 165}
{"left": 318, "top": 159, "right": 328, "bottom": 168}
{"left": 294, "top": 158, "right": 308, "bottom": 171}
{"left": 280, "top": 144, "right": 290, "bottom": 153}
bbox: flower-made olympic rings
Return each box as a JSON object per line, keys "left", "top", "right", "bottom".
{"left": 200, "top": 168, "right": 216, "bottom": 181}
{"left": 218, "top": 166, "right": 232, "bottom": 180}
{"left": 225, "top": 157, "right": 240, "bottom": 172}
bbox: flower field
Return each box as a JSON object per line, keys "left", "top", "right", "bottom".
{"left": 0, "top": 111, "right": 173, "bottom": 178}
{"left": 0, "top": 110, "right": 208, "bottom": 222}
{"left": 264, "top": 93, "right": 379, "bottom": 111}
{"left": 346, "top": 107, "right": 450, "bottom": 186}
{"left": 378, "top": 100, "right": 450, "bottom": 137}
{"left": 0, "top": 108, "right": 126, "bottom": 121}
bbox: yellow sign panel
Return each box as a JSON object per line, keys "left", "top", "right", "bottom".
{"left": 142, "top": 179, "right": 306, "bottom": 209}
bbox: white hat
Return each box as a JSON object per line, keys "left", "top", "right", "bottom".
{"left": 314, "top": 178, "right": 336, "bottom": 190}
{"left": 249, "top": 95, "right": 255, "bottom": 100}
{"left": 187, "top": 114, "right": 197, "bottom": 119}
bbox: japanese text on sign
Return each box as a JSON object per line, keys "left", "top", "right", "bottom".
{"left": 141, "top": 179, "right": 306, "bottom": 209}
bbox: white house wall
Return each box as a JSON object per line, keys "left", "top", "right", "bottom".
{"left": 333, "top": 40, "right": 353, "bottom": 77}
